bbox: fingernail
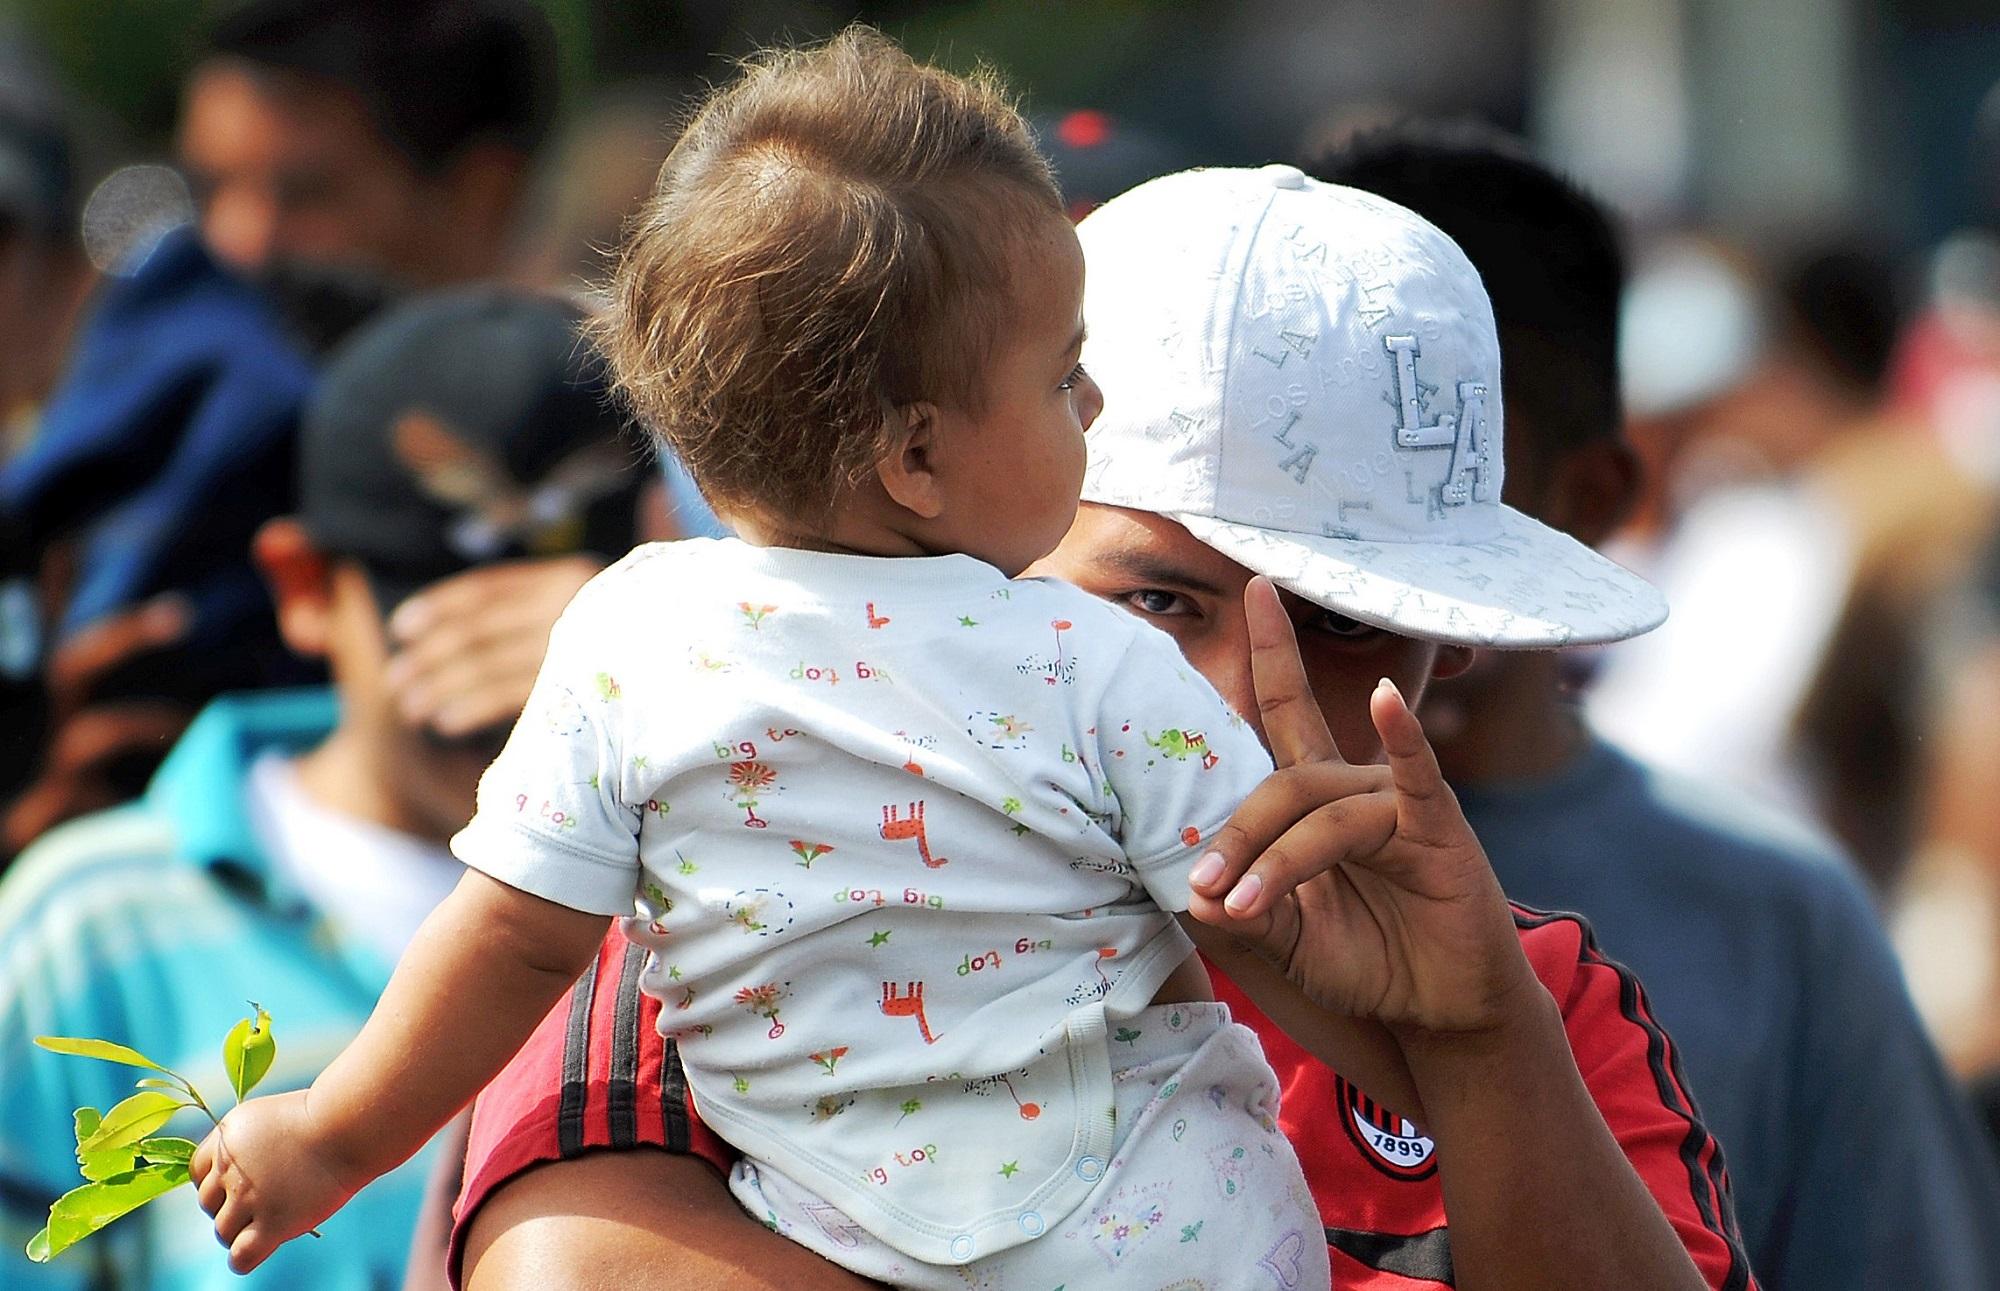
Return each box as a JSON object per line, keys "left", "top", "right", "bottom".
{"left": 1224, "top": 872, "right": 1262, "bottom": 914}
{"left": 1377, "top": 677, "right": 1401, "bottom": 700}
{"left": 1189, "top": 851, "right": 1225, "bottom": 886}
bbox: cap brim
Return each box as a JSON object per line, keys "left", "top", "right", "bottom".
{"left": 1172, "top": 505, "right": 1667, "bottom": 648}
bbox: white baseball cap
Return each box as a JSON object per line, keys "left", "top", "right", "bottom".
{"left": 1077, "top": 164, "right": 1666, "bottom": 648}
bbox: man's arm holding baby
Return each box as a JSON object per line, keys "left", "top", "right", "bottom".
{"left": 464, "top": 1152, "right": 882, "bottom": 1290}
{"left": 191, "top": 870, "right": 608, "bottom": 1274}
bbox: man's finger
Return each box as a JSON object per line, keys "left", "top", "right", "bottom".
{"left": 389, "top": 636, "right": 545, "bottom": 728}
{"left": 1245, "top": 576, "right": 1345, "bottom": 768}
{"left": 1370, "top": 678, "right": 1461, "bottom": 843}
{"left": 1192, "top": 762, "right": 1393, "bottom": 899}
{"left": 1217, "top": 792, "right": 1399, "bottom": 919}
{"left": 387, "top": 556, "right": 598, "bottom": 645}
{"left": 46, "top": 597, "right": 190, "bottom": 709}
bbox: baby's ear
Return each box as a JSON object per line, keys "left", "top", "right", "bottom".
{"left": 874, "top": 402, "right": 947, "bottom": 520}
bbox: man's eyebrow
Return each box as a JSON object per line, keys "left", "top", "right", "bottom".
{"left": 1091, "top": 549, "right": 1226, "bottom": 597}
{"left": 1062, "top": 324, "right": 1087, "bottom": 357}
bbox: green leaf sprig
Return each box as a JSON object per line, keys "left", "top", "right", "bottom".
{"left": 27, "top": 1002, "right": 298, "bottom": 1262}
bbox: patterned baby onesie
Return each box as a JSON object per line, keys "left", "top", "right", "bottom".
{"left": 452, "top": 539, "right": 1329, "bottom": 1290}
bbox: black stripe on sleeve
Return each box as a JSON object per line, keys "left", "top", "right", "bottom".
{"left": 1326, "top": 1224, "right": 1454, "bottom": 1284}
{"left": 1511, "top": 906, "right": 1753, "bottom": 1291}
{"left": 661, "top": 1034, "right": 691, "bottom": 1156}
{"left": 557, "top": 952, "right": 601, "bottom": 1158}
{"left": 608, "top": 937, "right": 646, "bottom": 1148}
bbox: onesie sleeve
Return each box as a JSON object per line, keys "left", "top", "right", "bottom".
{"left": 1097, "top": 622, "right": 1273, "bottom": 911}
{"left": 450, "top": 590, "right": 641, "bottom": 916}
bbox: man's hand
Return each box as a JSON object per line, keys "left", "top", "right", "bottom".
{"left": 4, "top": 597, "right": 194, "bottom": 854}
{"left": 190, "top": 1090, "right": 369, "bottom": 1274}
{"left": 384, "top": 557, "right": 601, "bottom": 739}
{"left": 1185, "top": 577, "right": 1542, "bottom": 1042}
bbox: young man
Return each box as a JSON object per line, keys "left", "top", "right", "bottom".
{"left": 1313, "top": 123, "right": 2000, "bottom": 1291}
{"left": 0, "top": 288, "right": 646, "bottom": 1290}
{"left": 182, "top": 0, "right": 552, "bottom": 306}
{"left": 431, "top": 168, "right": 1750, "bottom": 1291}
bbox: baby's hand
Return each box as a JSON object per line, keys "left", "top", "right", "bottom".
{"left": 190, "top": 1090, "right": 367, "bottom": 1273}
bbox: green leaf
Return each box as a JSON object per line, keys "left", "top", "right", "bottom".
{"left": 132, "top": 1136, "right": 196, "bottom": 1165}
{"left": 223, "top": 1002, "right": 275, "bottom": 1102}
{"left": 26, "top": 1163, "right": 189, "bottom": 1262}
{"left": 73, "top": 1108, "right": 138, "bottom": 1182}
{"left": 34, "top": 1036, "right": 179, "bottom": 1078}
{"left": 76, "top": 1092, "right": 186, "bottom": 1157}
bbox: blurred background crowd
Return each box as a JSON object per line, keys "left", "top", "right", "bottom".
{"left": 5, "top": 0, "right": 2000, "bottom": 1285}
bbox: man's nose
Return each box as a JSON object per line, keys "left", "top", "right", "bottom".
{"left": 201, "top": 186, "right": 278, "bottom": 274}
{"left": 1198, "top": 642, "right": 1262, "bottom": 748}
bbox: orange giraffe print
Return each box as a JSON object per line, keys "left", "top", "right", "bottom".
{"left": 880, "top": 980, "right": 937, "bottom": 1044}
{"left": 880, "top": 801, "right": 948, "bottom": 868}
{"left": 865, "top": 602, "right": 891, "bottom": 630}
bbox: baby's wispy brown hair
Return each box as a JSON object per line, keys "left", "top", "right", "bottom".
{"left": 595, "top": 26, "right": 1063, "bottom": 526}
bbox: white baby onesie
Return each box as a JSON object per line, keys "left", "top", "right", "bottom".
{"left": 451, "top": 539, "right": 1323, "bottom": 1281}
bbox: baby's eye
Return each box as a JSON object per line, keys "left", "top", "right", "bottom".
{"left": 1058, "top": 362, "right": 1088, "bottom": 391}
{"left": 1123, "top": 589, "right": 1191, "bottom": 617}
{"left": 1303, "top": 607, "right": 1381, "bottom": 640}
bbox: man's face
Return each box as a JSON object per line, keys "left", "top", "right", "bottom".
{"left": 1033, "top": 504, "right": 1455, "bottom": 762}
{"left": 322, "top": 562, "right": 497, "bottom": 838}
{"left": 178, "top": 61, "right": 432, "bottom": 280}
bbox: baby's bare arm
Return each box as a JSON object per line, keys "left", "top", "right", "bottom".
{"left": 314, "top": 868, "right": 610, "bottom": 1172}
{"left": 192, "top": 869, "right": 609, "bottom": 1271}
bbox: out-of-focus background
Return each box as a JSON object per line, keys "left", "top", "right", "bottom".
{"left": 4, "top": 0, "right": 2000, "bottom": 1278}
{"left": 9, "top": 0, "right": 2000, "bottom": 1086}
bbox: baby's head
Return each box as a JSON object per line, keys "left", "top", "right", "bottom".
{"left": 599, "top": 27, "right": 1100, "bottom": 574}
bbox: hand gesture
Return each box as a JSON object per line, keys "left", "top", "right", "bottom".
{"left": 384, "top": 556, "right": 601, "bottom": 739}
{"left": 190, "top": 1090, "right": 365, "bottom": 1273}
{"left": 1185, "top": 577, "right": 1541, "bottom": 1042}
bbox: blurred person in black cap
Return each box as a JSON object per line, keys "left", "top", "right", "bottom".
{"left": 0, "top": 285, "right": 645, "bottom": 1291}
{"left": 1313, "top": 120, "right": 2000, "bottom": 1291}
{"left": 0, "top": 0, "right": 558, "bottom": 864}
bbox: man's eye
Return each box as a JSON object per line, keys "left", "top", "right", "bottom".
{"left": 1058, "top": 361, "right": 1088, "bottom": 391}
{"left": 1123, "top": 589, "right": 1189, "bottom": 617}
{"left": 1304, "top": 607, "right": 1380, "bottom": 639}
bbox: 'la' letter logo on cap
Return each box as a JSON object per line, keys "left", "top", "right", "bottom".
{"left": 1383, "top": 335, "right": 1492, "bottom": 507}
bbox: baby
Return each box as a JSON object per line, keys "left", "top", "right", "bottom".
{"left": 193, "top": 29, "right": 1336, "bottom": 1290}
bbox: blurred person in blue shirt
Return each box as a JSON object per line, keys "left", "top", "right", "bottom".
{"left": 1312, "top": 121, "right": 2000, "bottom": 1291}
{"left": 0, "top": 285, "right": 646, "bottom": 1291}
{"left": 0, "top": 0, "right": 556, "bottom": 861}
{"left": 0, "top": 33, "right": 89, "bottom": 812}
